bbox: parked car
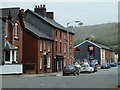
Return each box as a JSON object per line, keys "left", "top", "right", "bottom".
{"left": 74, "top": 62, "right": 81, "bottom": 69}
{"left": 110, "top": 62, "right": 117, "bottom": 67}
{"left": 80, "top": 63, "right": 94, "bottom": 73}
{"left": 101, "top": 63, "right": 111, "bottom": 69}
{"left": 90, "top": 60, "right": 98, "bottom": 67}
{"left": 63, "top": 64, "right": 80, "bottom": 76}
{"left": 118, "top": 62, "right": 120, "bottom": 65}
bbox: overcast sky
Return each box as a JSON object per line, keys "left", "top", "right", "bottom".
{"left": 0, "top": 0, "right": 119, "bottom": 27}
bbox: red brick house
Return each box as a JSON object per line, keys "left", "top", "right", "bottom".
{"left": 23, "top": 5, "right": 75, "bottom": 74}
{"left": 0, "top": 5, "right": 75, "bottom": 74}
{"left": 0, "top": 8, "right": 23, "bottom": 74}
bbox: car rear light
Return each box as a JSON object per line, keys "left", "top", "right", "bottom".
{"left": 71, "top": 69, "right": 75, "bottom": 71}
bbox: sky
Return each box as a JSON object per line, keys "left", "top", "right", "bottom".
{"left": 0, "top": 0, "right": 119, "bottom": 27}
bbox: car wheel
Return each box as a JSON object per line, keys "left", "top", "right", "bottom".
{"left": 77, "top": 72, "right": 79, "bottom": 75}
{"left": 63, "top": 73, "right": 66, "bottom": 76}
{"left": 90, "top": 70, "right": 92, "bottom": 73}
{"left": 74, "top": 72, "right": 76, "bottom": 76}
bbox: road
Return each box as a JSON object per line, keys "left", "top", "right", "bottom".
{"left": 2, "top": 66, "right": 119, "bottom": 88}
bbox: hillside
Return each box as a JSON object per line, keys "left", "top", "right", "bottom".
{"left": 73, "top": 23, "right": 118, "bottom": 46}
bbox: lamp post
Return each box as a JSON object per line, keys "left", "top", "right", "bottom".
{"left": 67, "top": 20, "right": 83, "bottom": 65}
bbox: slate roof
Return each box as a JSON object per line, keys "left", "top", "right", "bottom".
{"left": 0, "top": 7, "right": 20, "bottom": 23}
{"left": 25, "top": 9, "right": 75, "bottom": 34}
{"left": 75, "top": 40, "right": 113, "bottom": 51}
{"left": 24, "top": 21, "right": 53, "bottom": 40}
{"left": 4, "top": 42, "right": 17, "bottom": 50}
{"left": 95, "top": 42, "right": 113, "bottom": 51}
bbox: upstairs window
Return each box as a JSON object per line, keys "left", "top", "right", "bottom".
{"left": 64, "top": 43, "right": 66, "bottom": 52}
{"left": 44, "top": 41, "right": 46, "bottom": 50}
{"left": 5, "top": 21, "right": 8, "bottom": 38}
{"left": 48, "top": 41, "right": 50, "bottom": 52}
{"left": 40, "top": 40, "right": 43, "bottom": 51}
{"left": 15, "top": 23, "right": 19, "bottom": 39}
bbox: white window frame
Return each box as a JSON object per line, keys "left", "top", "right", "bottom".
{"left": 5, "top": 21, "right": 8, "bottom": 38}
{"left": 64, "top": 43, "right": 66, "bottom": 52}
{"left": 47, "top": 56, "right": 50, "bottom": 68}
{"left": 48, "top": 41, "right": 50, "bottom": 52}
{"left": 44, "top": 41, "right": 46, "bottom": 50}
{"left": 40, "top": 40, "right": 42, "bottom": 51}
{"left": 14, "top": 23, "right": 19, "bottom": 39}
{"left": 40, "top": 56, "right": 42, "bottom": 69}
{"left": 5, "top": 50, "right": 13, "bottom": 64}
{"left": 15, "top": 47, "right": 18, "bottom": 63}
{"left": 64, "top": 58, "right": 66, "bottom": 67}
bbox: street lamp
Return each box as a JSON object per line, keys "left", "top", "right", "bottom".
{"left": 67, "top": 20, "right": 83, "bottom": 27}
{"left": 67, "top": 20, "right": 83, "bottom": 65}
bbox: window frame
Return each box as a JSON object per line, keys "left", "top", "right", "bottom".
{"left": 40, "top": 40, "right": 43, "bottom": 52}
{"left": 40, "top": 56, "right": 42, "bottom": 69}
{"left": 14, "top": 23, "right": 19, "bottom": 39}
{"left": 47, "top": 56, "right": 51, "bottom": 68}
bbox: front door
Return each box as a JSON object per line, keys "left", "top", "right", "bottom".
{"left": 44, "top": 55, "right": 47, "bottom": 73}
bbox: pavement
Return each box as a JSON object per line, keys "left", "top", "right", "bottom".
{"left": 0, "top": 72, "right": 63, "bottom": 78}
{"left": 0, "top": 66, "right": 102, "bottom": 78}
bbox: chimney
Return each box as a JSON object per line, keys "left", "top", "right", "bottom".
{"left": 34, "top": 4, "right": 46, "bottom": 17}
{"left": 46, "top": 12, "right": 54, "bottom": 20}
{"left": 19, "top": 9, "right": 25, "bottom": 21}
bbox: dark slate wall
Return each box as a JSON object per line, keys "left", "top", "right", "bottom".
{"left": 25, "top": 12, "right": 54, "bottom": 39}
{"left": 74, "top": 41, "right": 101, "bottom": 64}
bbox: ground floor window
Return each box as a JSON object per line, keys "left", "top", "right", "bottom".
{"left": 47, "top": 56, "right": 51, "bottom": 68}
{"left": 40, "top": 56, "right": 42, "bottom": 69}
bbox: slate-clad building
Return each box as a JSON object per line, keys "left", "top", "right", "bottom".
{"left": 74, "top": 40, "right": 114, "bottom": 64}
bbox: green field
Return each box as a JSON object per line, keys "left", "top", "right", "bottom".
{"left": 73, "top": 22, "right": 118, "bottom": 46}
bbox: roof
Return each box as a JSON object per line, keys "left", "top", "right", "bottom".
{"left": 24, "top": 21, "right": 53, "bottom": 40}
{"left": 4, "top": 42, "right": 17, "bottom": 50}
{"left": 0, "top": 7, "right": 20, "bottom": 23}
{"left": 25, "top": 9, "right": 75, "bottom": 34}
{"left": 74, "top": 40, "right": 113, "bottom": 51}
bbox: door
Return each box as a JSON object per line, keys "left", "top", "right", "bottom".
{"left": 5, "top": 51, "right": 10, "bottom": 61}
{"left": 44, "top": 55, "right": 47, "bottom": 73}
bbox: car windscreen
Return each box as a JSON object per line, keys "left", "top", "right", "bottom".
{"left": 81, "top": 64, "right": 88, "bottom": 67}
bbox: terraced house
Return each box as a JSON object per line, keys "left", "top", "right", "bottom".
{"left": 23, "top": 5, "right": 75, "bottom": 74}
{"left": 0, "top": 5, "right": 75, "bottom": 74}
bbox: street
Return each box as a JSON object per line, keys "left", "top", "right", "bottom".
{"left": 2, "top": 66, "right": 119, "bottom": 88}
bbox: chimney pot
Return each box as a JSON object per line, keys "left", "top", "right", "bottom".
{"left": 43, "top": 4, "right": 46, "bottom": 8}
{"left": 40, "top": 5, "right": 42, "bottom": 8}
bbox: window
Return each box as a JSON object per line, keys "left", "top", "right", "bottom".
{"left": 15, "top": 23, "right": 19, "bottom": 39}
{"left": 16, "top": 48, "right": 18, "bottom": 62}
{"left": 40, "top": 56, "right": 42, "bottom": 69}
{"left": 64, "top": 43, "right": 66, "bottom": 52}
{"left": 44, "top": 41, "right": 46, "bottom": 50}
{"left": 64, "top": 32, "right": 67, "bottom": 39}
{"left": 64, "top": 58, "right": 66, "bottom": 67}
{"left": 70, "top": 44, "right": 72, "bottom": 53}
{"left": 55, "top": 41, "right": 57, "bottom": 51}
{"left": 47, "top": 56, "right": 50, "bottom": 68}
{"left": 48, "top": 41, "right": 50, "bottom": 52}
{"left": 60, "top": 42, "right": 62, "bottom": 53}
{"left": 5, "top": 21, "right": 8, "bottom": 38}
{"left": 40, "top": 40, "right": 42, "bottom": 51}
{"left": 55, "top": 30, "right": 57, "bottom": 36}
{"left": 60, "top": 31, "right": 62, "bottom": 39}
